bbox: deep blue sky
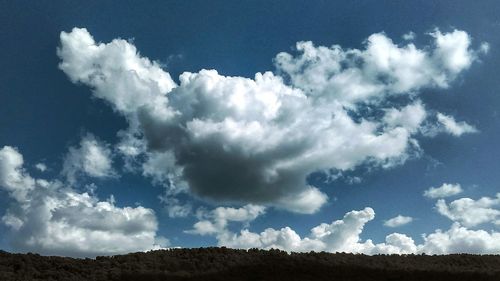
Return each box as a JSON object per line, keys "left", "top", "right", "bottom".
{"left": 1, "top": 1, "right": 500, "bottom": 254}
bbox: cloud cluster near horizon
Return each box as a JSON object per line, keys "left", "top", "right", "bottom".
{"left": 185, "top": 195, "right": 500, "bottom": 255}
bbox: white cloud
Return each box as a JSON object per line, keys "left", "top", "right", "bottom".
{"left": 402, "top": 31, "right": 416, "bottom": 41}
{"left": 0, "top": 146, "right": 163, "bottom": 257}
{"left": 187, "top": 206, "right": 421, "bottom": 254}
{"left": 384, "top": 215, "right": 413, "bottom": 228}
{"left": 308, "top": 208, "right": 377, "bottom": 253}
{"left": 480, "top": 42, "right": 490, "bottom": 54}
{"left": 212, "top": 204, "right": 266, "bottom": 223}
{"left": 116, "top": 128, "right": 148, "bottom": 172}
{"left": 424, "top": 183, "right": 463, "bottom": 199}
{"left": 58, "top": 28, "right": 484, "bottom": 214}
{"left": 159, "top": 195, "right": 192, "bottom": 218}
{"left": 0, "top": 146, "right": 35, "bottom": 201}
{"left": 371, "top": 233, "right": 418, "bottom": 254}
{"left": 188, "top": 220, "right": 219, "bottom": 236}
{"left": 274, "top": 187, "right": 329, "bottom": 214}
{"left": 436, "top": 113, "right": 478, "bottom": 136}
{"left": 431, "top": 29, "right": 475, "bottom": 75}
{"left": 420, "top": 223, "right": 500, "bottom": 254}
{"left": 57, "top": 27, "right": 176, "bottom": 117}
{"left": 188, "top": 206, "right": 384, "bottom": 253}
{"left": 186, "top": 204, "right": 266, "bottom": 236}
{"left": 383, "top": 101, "right": 427, "bottom": 133}
{"left": 35, "top": 163, "right": 47, "bottom": 172}
{"left": 187, "top": 205, "right": 500, "bottom": 255}
{"left": 62, "top": 134, "right": 116, "bottom": 184}
{"left": 435, "top": 194, "right": 500, "bottom": 227}
{"left": 275, "top": 29, "right": 479, "bottom": 105}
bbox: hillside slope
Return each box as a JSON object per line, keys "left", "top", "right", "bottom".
{"left": 1, "top": 248, "right": 500, "bottom": 280}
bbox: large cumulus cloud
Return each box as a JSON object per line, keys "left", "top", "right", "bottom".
{"left": 57, "top": 28, "right": 484, "bottom": 213}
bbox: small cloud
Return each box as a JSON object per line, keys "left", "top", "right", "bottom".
{"left": 436, "top": 113, "right": 478, "bottom": 136}
{"left": 402, "top": 31, "right": 416, "bottom": 41}
{"left": 384, "top": 215, "right": 413, "bottom": 228}
{"left": 62, "top": 134, "right": 117, "bottom": 184}
{"left": 480, "top": 42, "right": 490, "bottom": 54}
{"left": 185, "top": 204, "right": 266, "bottom": 235}
{"left": 424, "top": 183, "right": 463, "bottom": 199}
{"left": 35, "top": 163, "right": 47, "bottom": 172}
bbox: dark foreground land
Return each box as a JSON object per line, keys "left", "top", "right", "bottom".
{"left": 1, "top": 248, "right": 500, "bottom": 281}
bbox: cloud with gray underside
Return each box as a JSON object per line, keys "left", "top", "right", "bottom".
{"left": 57, "top": 28, "right": 485, "bottom": 214}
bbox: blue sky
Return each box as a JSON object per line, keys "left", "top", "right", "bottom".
{"left": 1, "top": 1, "right": 500, "bottom": 257}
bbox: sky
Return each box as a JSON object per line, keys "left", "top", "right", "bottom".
{"left": 1, "top": 0, "right": 500, "bottom": 257}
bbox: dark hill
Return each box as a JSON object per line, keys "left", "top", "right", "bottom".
{"left": 1, "top": 247, "right": 500, "bottom": 281}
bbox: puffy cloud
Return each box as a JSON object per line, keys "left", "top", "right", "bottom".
{"left": 402, "top": 32, "right": 416, "bottom": 41}
{"left": 188, "top": 206, "right": 421, "bottom": 254}
{"left": 420, "top": 223, "right": 500, "bottom": 254}
{"left": 186, "top": 204, "right": 266, "bottom": 236}
{"left": 431, "top": 29, "right": 475, "bottom": 75}
{"left": 187, "top": 205, "right": 500, "bottom": 255}
{"left": 0, "top": 146, "right": 35, "bottom": 201}
{"left": 274, "top": 187, "right": 329, "bottom": 214}
{"left": 424, "top": 183, "right": 463, "bottom": 199}
{"left": 35, "top": 163, "right": 47, "bottom": 172}
{"left": 384, "top": 215, "right": 413, "bottom": 228}
{"left": 58, "top": 28, "right": 484, "bottom": 213}
{"left": 435, "top": 194, "right": 500, "bottom": 227}
{"left": 62, "top": 134, "right": 116, "bottom": 184}
{"left": 275, "top": 29, "right": 479, "bottom": 106}
{"left": 383, "top": 101, "right": 427, "bottom": 133}
{"left": 188, "top": 220, "right": 219, "bottom": 236}
{"left": 5, "top": 188, "right": 162, "bottom": 257}
{"left": 480, "top": 42, "right": 490, "bottom": 54}
{"left": 211, "top": 204, "right": 266, "bottom": 224}
{"left": 188, "top": 206, "right": 381, "bottom": 253}
{"left": 57, "top": 27, "right": 176, "bottom": 117}
{"left": 160, "top": 196, "right": 192, "bottom": 219}
{"left": 370, "top": 233, "right": 418, "bottom": 254}
{"left": 308, "top": 208, "right": 376, "bottom": 253}
{"left": 436, "top": 113, "right": 478, "bottom": 136}
{"left": 0, "top": 146, "right": 163, "bottom": 257}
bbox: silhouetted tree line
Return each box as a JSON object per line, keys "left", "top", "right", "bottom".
{"left": 1, "top": 247, "right": 500, "bottom": 280}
